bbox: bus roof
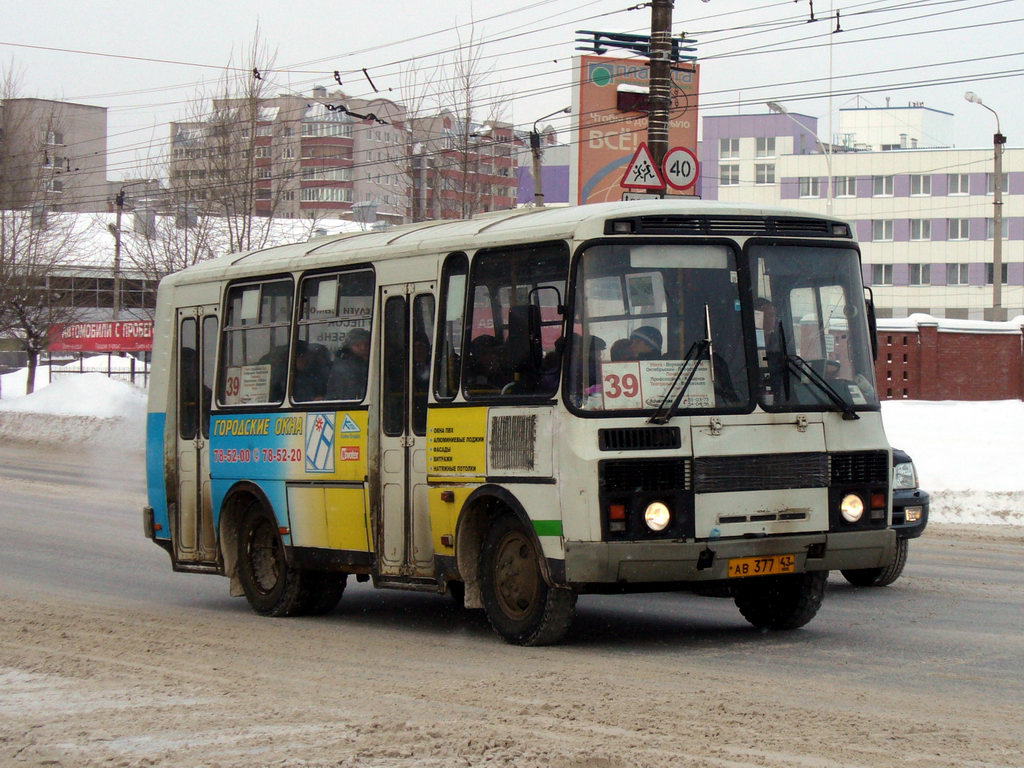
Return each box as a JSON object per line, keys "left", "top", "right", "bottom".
{"left": 160, "top": 200, "right": 845, "bottom": 287}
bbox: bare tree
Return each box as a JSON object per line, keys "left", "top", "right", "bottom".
{"left": 167, "top": 30, "right": 298, "bottom": 253}
{"left": 408, "top": 23, "right": 516, "bottom": 221}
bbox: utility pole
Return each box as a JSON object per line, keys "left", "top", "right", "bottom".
{"left": 992, "top": 129, "right": 1006, "bottom": 319}
{"left": 647, "top": 0, "right": 674, "bottom": 193}
{"left": 112, "top": 189, "right": 125, "bottom": 321}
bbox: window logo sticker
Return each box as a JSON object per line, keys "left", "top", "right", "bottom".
{"left": 305, "top": 412, "right": 336, "bottom": 473}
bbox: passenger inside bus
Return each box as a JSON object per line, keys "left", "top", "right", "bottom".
{"left": 292, "top": 340, "right": 330, "bottom": 401}
{"left": 465, "top": 334, "right": 506, "bottom": 393}
{"left": 629, "top": 326, "right": 663, "bottom": 360}
{"left": 325, "top": 328, "right": 370, "bottom": 401}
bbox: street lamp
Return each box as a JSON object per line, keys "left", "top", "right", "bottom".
{"left": 964, "top": 90, "right": 1007, "bottom": 321}
{"left": 767, "top": 101, "right": 833, "bottom": 214}
{"left": 530, "top": 106, "right": 571, "bottom": 206}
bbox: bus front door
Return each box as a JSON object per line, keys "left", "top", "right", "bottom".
{"left": 378, "top": 283, "right": 436, "bottom": 578}
{"left": 174, "top": 306, "right": 219, "bottom": 565}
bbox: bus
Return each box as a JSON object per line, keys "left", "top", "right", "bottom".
{"left": 144, "top": 200, "right": 896, "bottom": 645}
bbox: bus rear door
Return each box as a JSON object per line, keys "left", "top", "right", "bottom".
{"left": 174, "top": 305, "right": 219, "bottom": 565}
{"left": 378, "top": 283, "right": 436, "bottom": 578}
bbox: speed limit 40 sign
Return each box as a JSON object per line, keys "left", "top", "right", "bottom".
{"left": 662, "top": 147, "right": 699, "bottom": 191}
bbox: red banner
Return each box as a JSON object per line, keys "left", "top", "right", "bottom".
{"left": 48, "top": 321, "right": 154, "bottom": 352}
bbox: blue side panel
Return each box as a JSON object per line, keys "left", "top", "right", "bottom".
{"left": 146, "top": 412, "right": 171, "bottom": 540}
{"left": 211, "top": 477, "right": 292, "bottom": 546}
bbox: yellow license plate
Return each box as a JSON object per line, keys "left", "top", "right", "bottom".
{"left": 727, "top": 554, "right": 797, "bottom": 578}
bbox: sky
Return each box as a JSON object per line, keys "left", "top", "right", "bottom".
{"left": 2, "top": 0, "right": 1021, "bottom": 182}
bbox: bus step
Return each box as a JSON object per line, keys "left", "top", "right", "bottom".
{"left": 374, "top": 576, "right": 441, "bottom": 593}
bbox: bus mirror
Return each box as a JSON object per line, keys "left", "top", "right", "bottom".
{"left": 864, "top": 287, "right": 878, "bottom": 361}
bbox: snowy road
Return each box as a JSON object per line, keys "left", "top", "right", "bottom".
{"left": 1, "top": 442, "right": 1022, "bottom": 768}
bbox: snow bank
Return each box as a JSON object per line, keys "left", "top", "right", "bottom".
{"left": 883, "top": 400, "right": 1024, "bottom": 526}
{"left": 0, "top": 365, "right": 52, "bottom": 400}
{"left": 0, "top": 373, "right": 146, "bottom": 451}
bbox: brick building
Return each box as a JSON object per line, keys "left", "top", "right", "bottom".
{"left": 875, "top": 315, "right": 1024, "bottom": 400}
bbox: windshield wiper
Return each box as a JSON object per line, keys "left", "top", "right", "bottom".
{"left": 649, "top": 305, "right": 715, "bottom": 425}
{"left": 784, "top": 354, "right": 859, "bottom": 420}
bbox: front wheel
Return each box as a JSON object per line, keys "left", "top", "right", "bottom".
{"left": 479, "top": 514, "right": 576, "bottom": 646}
{"left": 841, "top": 537, "right": 909, "bottom": 587}
{"left": 734, "top": 571, "right": 827, "bottom": 630}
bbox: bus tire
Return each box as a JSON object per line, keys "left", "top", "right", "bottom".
{"left": 841, "top": 537, "right": 909, "bottom": 587}
{"left": 733, "top": 571, "right": 826, "bottom": 630}
{"left": 301, "top": 572, "right": 348, "bottom": 615}
{"left": 237, "top": 501, "right": 312, "bottom": 617}
{"left": 479, "top": 514, "right": 576, "bottom": 646}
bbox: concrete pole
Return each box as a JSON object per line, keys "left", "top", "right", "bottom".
{"left": 647, "top": 0, "right": 674, "bottom": 190}
{"left": 112, "top": 189, "right": 125, "bottom": 321}
{"left": 993, "top": 130, "right": 1006, "bottom": 319}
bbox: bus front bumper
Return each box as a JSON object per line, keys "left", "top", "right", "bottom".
{"left": 563, "top": 529, "right": 896, "bottom": 584}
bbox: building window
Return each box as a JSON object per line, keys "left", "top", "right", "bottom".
{"left": 798, "top": 177, "right": 820, "bottom": 197}
{"left": 946, "top": 263, "right": 969, "bottom": 285}
{"left": 870, "top": 264, "right": 893, "bottom": 285}
{"left": 255, "top": 146, "right": 271, "bottom": 158}
{"left": 987, "top": 173, "right": 1009, "bottom": 195}
{"left": 283, "top": 126, "right": 295, "bottom": 137}
{"left": 755, "top": 163, "right": 775, "bottom": 184}
{"left": 948, "top": 173, "right": 969, "bottom": 195}
{"left": 719, "top": 138, "right": 739, "bottom": 159}
{"left": 301, "top": 122, "right": 353, "bottom": 138}
{"left": 300, "top": 186, "right": 353, "bottom": 203}
{"left": 910, "top": 174, "right": 931, "bottom": 196}
{"left": 256, "top": 167, "right": 273, "bottom": 179}
{"left": 910, "top": 219, "right": 931, "bottom": 240}
{"left": 986, "top": 263, "right": 1009, "bottom": 284}
{"left": 719, "top": 164, "right": 739, "bottom": 186}
{"left": 986, "top": 218, "right": 1009, "bottom": 239}
{"left": 948, "top": 218, "right": 969, "bottom": 240}
{"left": 909, "top": 264, "right": 930, "bottom": 286}
{"left": 872, "top": 175, "right": 894, "bottom": 196}
{"left": 256, "top": 125, "right": 273, "bottom": 137}
{"left": 872, "top": 219, "right": 894, "bottom": 241}
{"left": 46, "top": 179, "right": 64, "bottom": 193}
{"left": 282, "top": 190, "right": 295, "bottom": 201}
{"left": 282, "top": 147, "right": 295, "bottom": 159}
{"left": 755, "top": 137, "right": 775, "bottom": 158}
{"left": 835, "top": 176, "right": 856, "bottom": 197}
{"left": 43, "top": 130, "right": 65, "bottom": 145}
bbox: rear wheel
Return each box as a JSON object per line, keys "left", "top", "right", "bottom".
{"left": 479, "top": 514, "right": 575, "bottom": 646}
{"left": 841, "top": 537, "right": 909, "bottom": 587}
{"left": 734, "top": 571, "right": 827, "bottom": 630}
{"left": 236, "top": 501, "right": 338, "bottom": 617}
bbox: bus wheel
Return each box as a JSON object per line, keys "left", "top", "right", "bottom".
{"left": 841, "top": 537, "right": 909, "bottom": 587}
{"left": 733, "top": 571, "right": 826, "bottom": 630}
{"left": 479, "top": 514, "right": 576, "bottom": 646}
{"left": 301, "top": 572, "right": 348, "bottom": 615}
{"left": 237, "top": 501, "right": 310, "bottom": 617}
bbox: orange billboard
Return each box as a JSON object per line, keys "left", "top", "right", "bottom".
{"left": 569, "top": 55, "right": 699, "bottom": 205}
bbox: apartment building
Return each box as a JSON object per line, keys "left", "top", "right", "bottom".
{"left": 701, "top": 106, "right": 1023, "bottom": 319}
{"left": 0, "top": 98, "right": 108, "bottom": 213}
{"left": 168, "top": 87, "right": 410, "bottom": 225}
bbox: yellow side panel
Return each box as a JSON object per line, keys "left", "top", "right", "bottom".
{"left": 426, "top": 407, "right": 488, "bottom": 477}
{"left": 332, "top": 410, "right": 370, "bottom": 483}
{"left": 325, "top": 487, "right": 371, "bottom": 552}
{"left": 287, "top": 486, "right": 328, "bottom": 548}
{"left": 428, "top": 486, "right": 477, "bottom": 556}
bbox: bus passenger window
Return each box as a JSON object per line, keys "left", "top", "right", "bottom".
{"left": 295, "top": 270, "right": 374, "bottom": 403}
{"left": 411, "top": 294, "right": 435, "bottom": 435}
{"left": 219, "top": 279, "right": 293, "bottom": 406}
{"left": 434, "top": 253, "right": 468, "bottom": 401}
{"left": 463, "top": 243, "right": 568, "bottom": 399}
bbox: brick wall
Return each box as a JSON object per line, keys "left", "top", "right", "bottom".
{"left": 875, "top": 318, "right": 1024, "bottom": 400}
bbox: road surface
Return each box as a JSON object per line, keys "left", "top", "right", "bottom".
{"left": 1, "top": 441, "right": 1021, "bottom": 768}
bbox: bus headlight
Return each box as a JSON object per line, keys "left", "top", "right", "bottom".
{"left": 644, "top": 501, "right": 671, "bottom": 532}
{"left": 840, "top": 494, "right": 865, "bottom": 523}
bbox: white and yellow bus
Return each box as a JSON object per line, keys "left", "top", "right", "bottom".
{"left": 144, "top": 200, "right": 895, "bottom": 645}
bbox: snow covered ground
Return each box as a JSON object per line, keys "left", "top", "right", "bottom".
{"left": 1, "top": 368, "right": 1021, "bottom": 526}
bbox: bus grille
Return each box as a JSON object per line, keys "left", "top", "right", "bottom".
{"left": 607, "top": 215, "right": 842, "bottom": 237}
{"left": 694, "top": 452, "right": 829, "bottom": 493}
{"left": 600, "top": 458, "right": 692, "bottom": 492}
{"left": 830, "top": 451, "right": 889, "bottom": 485}
{"left": 598, "top": 427, "right": 681, "bottom": 451}
{"left": 490, "top": 414, "right": 537, "bottom": 471}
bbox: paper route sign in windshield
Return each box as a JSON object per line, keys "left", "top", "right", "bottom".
{"left": 601, "top": 360, "right": 713, "bottom": 410}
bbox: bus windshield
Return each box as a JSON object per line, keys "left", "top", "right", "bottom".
{"left": 749, "top": 243, "right": 879, "bottom": 411}
{"left": 567, "top": 242, "right": 748, "bottom": 412}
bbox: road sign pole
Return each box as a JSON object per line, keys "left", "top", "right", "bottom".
{"left": 647, "top": 0, "right": 674, "bottom": 193}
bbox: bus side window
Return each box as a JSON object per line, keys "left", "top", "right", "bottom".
{"left": 219, "top": 278, "right": 293, "bottom": 406}
{"left": 434, "top": 253, "right": 468, "bottom": 401}
{"left": 411, "top": 293, "right": 435, "bottom": 435}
